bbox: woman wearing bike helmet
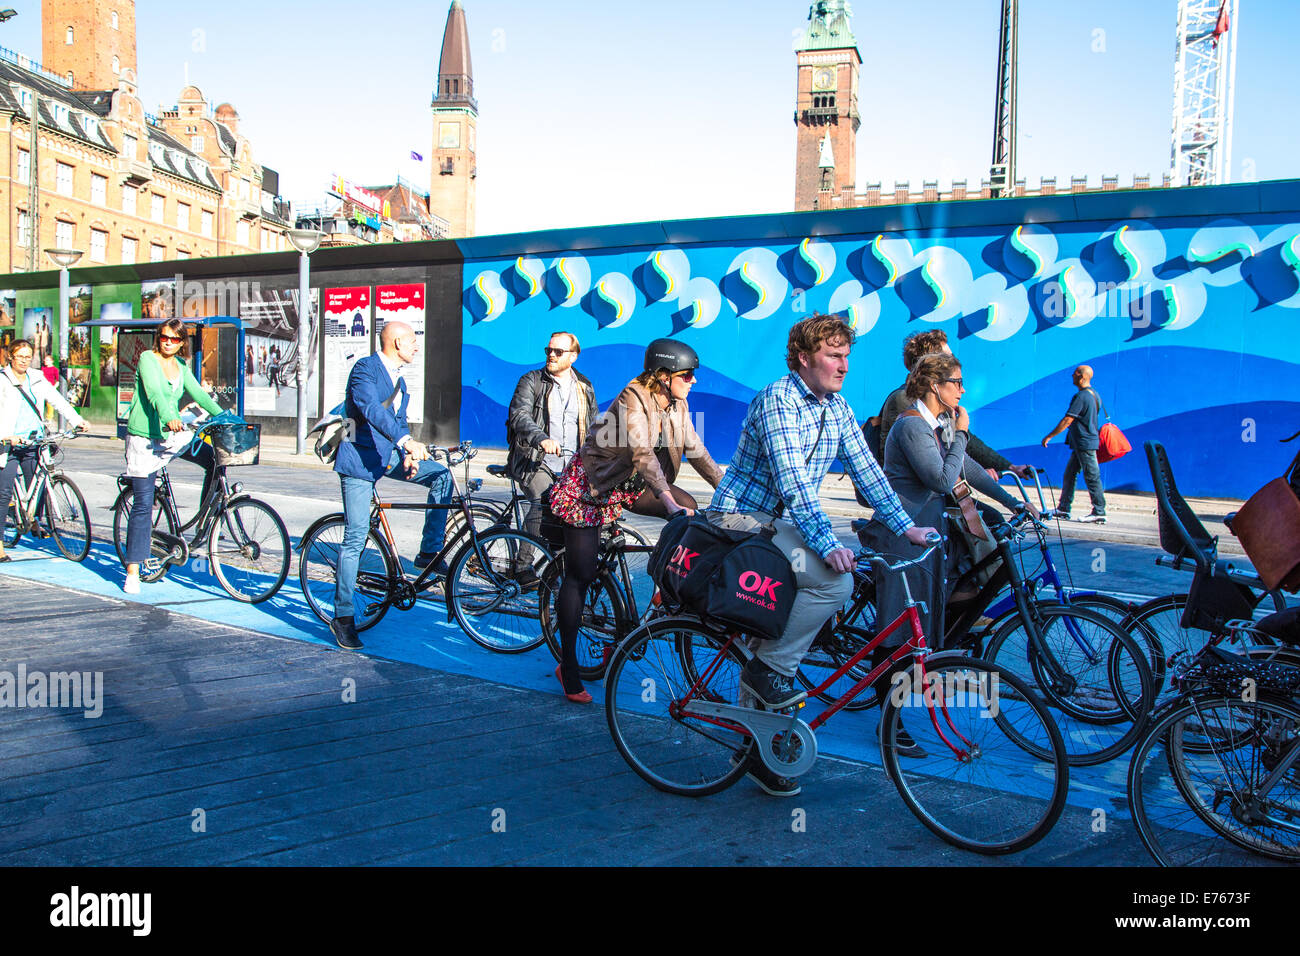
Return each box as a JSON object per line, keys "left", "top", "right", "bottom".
{"left": 121, "top": 318, "right": 223, "bottom": 594}
{"left": 548, "top": 337, "right": 724, "bottom": 702}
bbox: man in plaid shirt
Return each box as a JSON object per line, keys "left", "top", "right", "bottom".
{"left": 707, "top": 314, "right": 937, "bottom": 796}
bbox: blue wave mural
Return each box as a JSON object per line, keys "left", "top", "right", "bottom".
{"left": 463, "top": 199, "right": 1300, "bottom": 498}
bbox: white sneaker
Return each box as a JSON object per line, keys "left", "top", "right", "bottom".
{"left": 123, "top": 576, "right": 141, "bottom": 595}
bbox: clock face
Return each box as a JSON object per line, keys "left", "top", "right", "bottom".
{"left": 813, "top": 66, "right": 836, "bottom": 92}
{"left": 439, "top": 122, "right": 460, "bottom": 149}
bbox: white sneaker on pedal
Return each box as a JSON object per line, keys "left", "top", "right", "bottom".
{"left": 123, "top": 576, "right": 140, "bottom": 595}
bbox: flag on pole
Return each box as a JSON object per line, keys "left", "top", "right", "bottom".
{"left": 1212, "top": 1, "right": 1230, "bottom": 48}
{"left": 410, "top": 151, "right": 424, "bottom": 162}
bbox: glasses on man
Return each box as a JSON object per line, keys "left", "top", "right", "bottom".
{"left": 943, "top": 377, "right": 963, "bottom": 388}
{"left": 543, "top": 347, "right": 571, "bottom": 357}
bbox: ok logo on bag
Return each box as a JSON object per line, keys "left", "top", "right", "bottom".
{"left": 670, "top": 545, "right": 699, "bottom": 571}
{"left": 738, "top": 570, "right": 782, "bottom": 602}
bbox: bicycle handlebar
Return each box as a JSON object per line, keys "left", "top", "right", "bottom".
{"left": 856, "top": 531, "right": 944, "bottom": 574}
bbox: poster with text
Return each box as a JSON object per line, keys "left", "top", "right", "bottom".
{"left": 374, "top": 284, "right": 425, "bottom": 424}
{"left": 240, "top": 286, "right": 320, "bottom": 416}
{"left": 323, "top": 287, "right": 371, "bottom": 413}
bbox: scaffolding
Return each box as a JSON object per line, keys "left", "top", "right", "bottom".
{"left": 1171, "top": 0, "right": 1239, "bottom": 186}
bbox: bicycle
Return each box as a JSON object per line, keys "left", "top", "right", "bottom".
{"left": 1127, "top": 618, "right": 1300, "bottom": 866}
{"left": 297, "top": 440, "right": 556, "bottom": 652}
{"left": 814, "top": 508, "right": 1154, "bottom": 766}
{"left": 111, "top": 419, "right": 290, "bottom": 603}
{"left": 1, "top": 429, "right": 91, "bottom": 562}
{"left": 604, "top": 533, "right": 1070, "bottom": 855}
{"left": 538, "top": 523, "right": 658, "bottom": 680}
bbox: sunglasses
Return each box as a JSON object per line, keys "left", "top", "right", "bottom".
{"left": 943, "top": 377, "right": 963, "bottom": 387}
{"left": 160, "top": 334, "right": 184, "bottom": 344}
{"left": 543, "top": 347, "right": 571, "bottom": 357}
{"left": 673, "top": 369, "right": 697, "bottom": 383}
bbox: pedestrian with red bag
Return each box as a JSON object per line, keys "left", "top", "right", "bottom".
{"left": 1041, "top": 364, "right": 1108, "bottom": 523}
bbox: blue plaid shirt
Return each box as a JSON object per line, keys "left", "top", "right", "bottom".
{"left": 710, "top": 373, "right": 913, "bottom": 559}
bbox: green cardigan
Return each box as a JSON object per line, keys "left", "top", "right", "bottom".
{"left": 126, "top": 349, "right": 224, "bottom": 440}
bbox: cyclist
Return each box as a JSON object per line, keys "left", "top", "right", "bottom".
{"left": 121, "top": 319, "right": 224, "bottom": 594}
{"left": 705, "top": 314, "right": 936, "bottom": 796}
{"left": 505, "top": 330, "right": 597, "bottom": 580}
{"left": 548, "top": 337, "right": 723, "bottom": 702}
{"left": 0, "top": 338, "right": 87, "bottom": 563}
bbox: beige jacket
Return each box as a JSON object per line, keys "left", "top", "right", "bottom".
{"left": 580, "top": 380, "right": 723, "bottom": 496}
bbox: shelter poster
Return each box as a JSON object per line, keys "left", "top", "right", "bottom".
{"left": 374, "top": 284, "right": 425, "bottom": 424}
{"left": 240, "top": 285, "right": 320, "bottom": 416}
{"left": 323, "top": 287, "right": 371, "bottom": 413}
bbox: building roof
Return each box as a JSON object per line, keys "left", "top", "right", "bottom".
{"left": 215, "top": 120, "right": 237, "bottom": 156}
{"left": 0, "top": 58, "right": 118, "bottom": 152}
{"left": 438, "top": 1, "right": 473, "bottom": 80}
{"left": 147, "top": 126, "right": 221, "bottom": 191}
{"left": 796, "top": 0, "right": 858, "bottom": 53}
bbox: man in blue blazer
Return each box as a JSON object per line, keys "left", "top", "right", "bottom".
{"left": 332, "top": 320, "right": 452, "bottom": 649}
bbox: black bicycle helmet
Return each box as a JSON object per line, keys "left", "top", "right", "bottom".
{"left": 643, "top": 337, "right": 699, "bottom": 375}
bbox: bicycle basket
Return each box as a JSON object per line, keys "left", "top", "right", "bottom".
{"left": 209, "top": 423, "right": 261, "bottom": 467}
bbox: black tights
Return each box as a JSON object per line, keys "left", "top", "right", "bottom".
{"left": 556, "top": 483, "right": 698, "bottom": 693}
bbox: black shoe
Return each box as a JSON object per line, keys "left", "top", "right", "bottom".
{"left": 512, "top": 567, "right": 540, "bottom": 590}
{"left": 414, "top": 553, "right": 451, "bottom": 576}
{"left": 0, "top": 554, "right": 11, "bottom": 563}
{"left": 730, "top": 751, "right": 801, "bottom": 797}
{"left": 330, "top": 617, "right": 363, "bottom": 650}
{"left": 878, "top": 716, "right": 928, "bottom": 758}
{"left": 740, "top": 658, "right": 806, "bottom": 710}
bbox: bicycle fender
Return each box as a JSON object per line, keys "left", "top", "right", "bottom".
{"left": 298, "top": 512, "right": 346, "bottom": 552}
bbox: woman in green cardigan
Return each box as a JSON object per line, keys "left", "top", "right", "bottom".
{"left": 122, "top": 319, "right": 223, "bottom": 594}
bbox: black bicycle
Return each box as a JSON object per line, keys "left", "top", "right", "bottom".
{"left": 112, "top": 420, "right": 290, "bottom": 603}
{"left": 2, "top": 429, "right": 91, "bottom": 562}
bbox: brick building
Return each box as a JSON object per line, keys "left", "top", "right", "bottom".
{"left": 0, "top": 0, "right": 289, "bottom": 273}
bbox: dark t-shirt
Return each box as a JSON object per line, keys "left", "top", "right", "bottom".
{"left": 1065, "top": 388, "right": 1101, "bottom": 450}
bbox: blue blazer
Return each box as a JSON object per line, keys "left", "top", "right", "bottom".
{"left": 334, "top": 353, "right": 410, "bottom": 481}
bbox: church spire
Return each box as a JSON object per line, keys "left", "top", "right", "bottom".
{"left": 435, "top": 0, "right": 475, "bottom": 109}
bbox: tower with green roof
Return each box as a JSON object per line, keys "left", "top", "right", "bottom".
{"left": 793, "top": 1, "right": 862, "bottom": 211}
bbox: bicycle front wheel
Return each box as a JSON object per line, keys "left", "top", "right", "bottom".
{"left": 447, "top": 529, "right": 553, "bottom": 653}
{"left": 1128, "top": 693, "right": 1300, "bottom": 866}
{"left": 209, "top": 497, "right": 290, "bottom": 603}
{"left": 539, "top": 556, "right": 628, "bottom": 680}
{"left": 983, "top": 603, "right": 1153, "bottom": 766}
{"left": 881, "top": 656, "right": 1069, "bottom": 855}
{"left": 44, "top": 475, "right": 90, "bottom": 562}
{"left": 605, "top": 616, "right": 751, "bottom": 797}
{"left": 298, "top": 515, "right": 395, "bottom": 631}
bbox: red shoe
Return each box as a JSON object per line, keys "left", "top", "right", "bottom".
{"left": 555, "top": 664, "right": 593, "bottom": 704}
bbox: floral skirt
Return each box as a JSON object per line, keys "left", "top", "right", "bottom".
{"left": 547, "top": 454, "right": 644, "bottom": 528}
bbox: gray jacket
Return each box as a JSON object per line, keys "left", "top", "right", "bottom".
{"left": 506, "top": 368, "right": 597, "bottom": 480}
{"left": 883, "top": 412, "right": 1021, "bottom": 520}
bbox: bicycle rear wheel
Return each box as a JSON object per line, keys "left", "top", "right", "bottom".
{"left": 447, "top": 529, "right": 553, "bottom": 653}
{"left": 444, "top": 502, "right": 508, "bottom": 541}
{"left": 298, "top": 515, "right": 395, "bottom": 631}
{"left": 209, "top": 497, "right": 290, "bottom": 603}
{"left": 983, "top": 603, "right": 1153, "bottom": 766}
{"left": 539, "top": 556, "right": 627, "bottom": 681}
{"left": 881, "top": 657, "right": 1069, "bottom": 854}
{"left": 605, "top": 617, "right": 751, "bottom": 796}
{"left": 44, "top": 475, "right": 90, "bottom": 562}
{"left": 111, "top": 486, "right": 178, "bottom": 582}
{"left": 1128, "top": 693, "right": 1300, "bottom": 866}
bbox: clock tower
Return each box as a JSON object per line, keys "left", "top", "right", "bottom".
{"left": 793, "top": 1, "right": 861, "bottom": 211}
{"left": 430, "top": 1, "right": 477, "bottom": 238}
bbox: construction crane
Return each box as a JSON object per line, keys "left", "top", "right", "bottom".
{"left": 1171, "top": 0, "right": 1238, "bottom": 186}
{"left": 989, "top": 0, "right": 1018, "bottom": 199}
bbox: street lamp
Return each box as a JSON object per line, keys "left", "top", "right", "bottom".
{"left": 286, "top": 228, "right": 323, "bottom": 454}
{"left": 45, "top": 247, "right": 83, "bottom": 424}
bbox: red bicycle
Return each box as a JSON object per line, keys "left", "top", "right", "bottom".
{"left": 604, "top": 536, "right": 1070, "bottom": 854}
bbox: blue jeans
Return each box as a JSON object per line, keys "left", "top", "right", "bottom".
{"left": 125, "top": 475, "right": 158, "bottom": 566}
{"left": 333, "top": 452, "right": 454, "bottom": 618}
{"left": 1059, "top": 447, "right": 1106, "bottom": 515}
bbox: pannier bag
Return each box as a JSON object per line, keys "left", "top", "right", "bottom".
{"left": 1228, "top": 441, "right": 1300, "bottom": 593}
{"left": 649, "top": 513, "right": 796, "bottom": 641}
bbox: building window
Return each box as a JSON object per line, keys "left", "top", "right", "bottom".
{"left": 236, "top": 220, "right": 250, "bottom": 246}
{"left": 55, "top": 220, "right": 74, "bottom": 249}
{"left": 177, "top": 249, "right": 190, "bottom": 260}
{"left": 16, "top": 210, "right": 30, "bottom": 247}
{"left": 151, "top": 243, "right": 166, "bottom": 262}
{"left": 151, "top": 193, "right": 164, "bottom": 223}
{"left": 16, "top": 149, "right": 29, "bottom": 185}
{"left": 122, "top": 133, "right": 137, "bottom": 158}
{"left": 56, "top": 162, "right": 74, "bottom": 196}
{"left": 90, "top": 229, "right": 107, "bottom": 263}
{"left": 201, "top": 209, "right": 213, "bottom": 237}
{"left": 121, "top": 236, "right": 137, "bottom": 263}
{"left": 122, "top": 185, "right": 137, "bottom": 215}
{"left": 91, "top": 173, "right": 107, "bottom": 206}
{"left": 112, "top": 11, "right": 119, "bottom": 29}
{"left": 177, "top": 202, "right": 190, "bottom": 231}
{"left": 190, "top": 135, "right": 204, "bottom": 152}
{"left": 66, "top": 26, "right": 73, "bottom": 45}
{"left": 112, "top": 55, "right": 120, "bottom": 75}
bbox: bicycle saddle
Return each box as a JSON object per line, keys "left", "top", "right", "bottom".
{"left": 1255, "top": 607, "right": 1300, "bottom": 647}
{"left": 486, "top": 464, "right": 509, "bottom": 477}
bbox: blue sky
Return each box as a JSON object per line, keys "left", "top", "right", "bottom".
{"left": 5, "top": 1, "right": 1296, "bottom": 236}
